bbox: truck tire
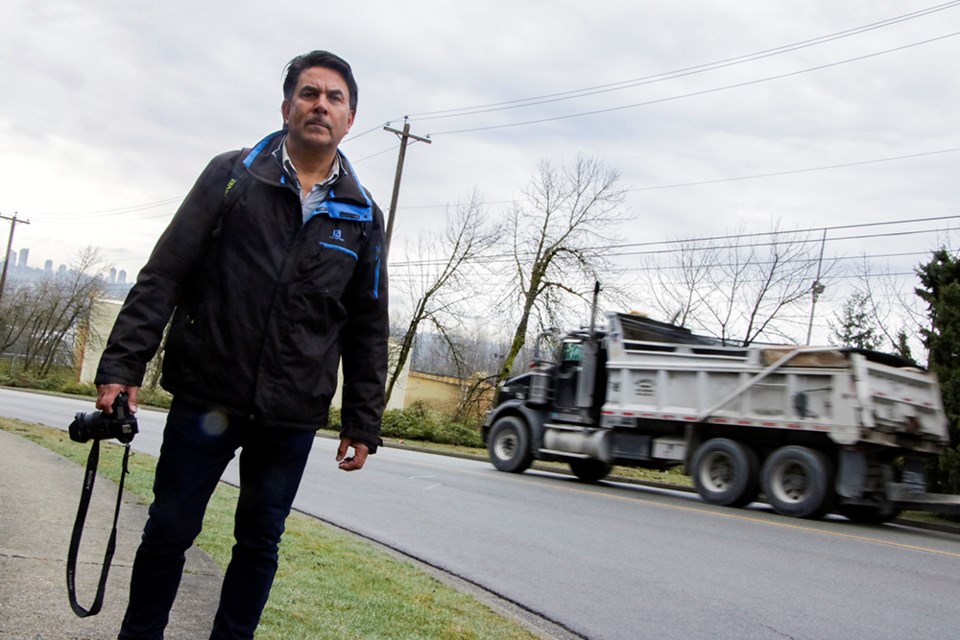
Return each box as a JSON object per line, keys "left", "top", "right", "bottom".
{"left": 691, "top": 438, "right": 760, "bottom": 507}
{"left": 488, "top": 416, "right": 533, "bottom": 473}
{"left": 569, "top": 458, "right": 612, "bottom": 483}
{"left": 761, "top": 446, "right": 835, "bottom": 519}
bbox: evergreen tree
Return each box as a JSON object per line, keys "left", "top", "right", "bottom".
{"left": 892, "top": 329, "right": 914, "bottom": 363}
{"left": 916, "top": 248, "right": 960, "bottom": 494}
{"left": 829, "top": 292, "right": 881, "bottom": 351}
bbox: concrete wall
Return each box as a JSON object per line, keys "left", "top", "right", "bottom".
{"left": 403, "top": 371, "right": 495, "bottom": 416}
{"left": 77, "top": 299, "right": 123, "bottom": 383}
{"left": 328, "top": 338, "right": 410, "bottom": 411}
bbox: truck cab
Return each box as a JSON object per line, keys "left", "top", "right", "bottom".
{"left": 483, "top": 323, "right": 616, "bottom": 482}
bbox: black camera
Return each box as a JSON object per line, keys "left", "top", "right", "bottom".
{"left": 69, "top": 392, "right": 138, "bottom": 444}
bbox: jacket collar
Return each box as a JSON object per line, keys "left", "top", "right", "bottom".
{"left": 243, "top": 130, "right": 370, "bottom": 207}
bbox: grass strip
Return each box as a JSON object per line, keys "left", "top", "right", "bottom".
{"left": 1, "top": 418, "right": 540, "bottom": 640}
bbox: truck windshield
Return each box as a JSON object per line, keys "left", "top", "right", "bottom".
{"left": 560, "top": 341, "right": 583, "bottom": 363}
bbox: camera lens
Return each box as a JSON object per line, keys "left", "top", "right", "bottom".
{"left": 68, "top": 410, "right": 105, "bottom": 443}
{"left": 69, "top": 413, "right": 87, "bottom": 443}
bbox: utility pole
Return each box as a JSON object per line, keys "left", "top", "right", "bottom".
{"left": 383, "top": 119, "right": 431, "bottom": 256}
{"left": 805, "top": 229, "right": 827, "bottom": 345}
{"left": 0, "top": 212, "right": 30, "bottom": 307}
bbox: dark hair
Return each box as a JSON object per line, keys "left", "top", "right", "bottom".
{"left": 283, "top": 50, "right": 358, "bottom": 112}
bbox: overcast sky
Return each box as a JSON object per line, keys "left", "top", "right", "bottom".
{"left": 1, "top": 1, "right": 958, "bottom": 340}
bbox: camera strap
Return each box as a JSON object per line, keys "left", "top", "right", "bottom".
{"left": 66, "top": 440, "right": 131, "bottom": 617}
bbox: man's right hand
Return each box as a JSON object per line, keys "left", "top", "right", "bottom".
{"left": 96, "top": 384, "right": 140, "bottom": 414}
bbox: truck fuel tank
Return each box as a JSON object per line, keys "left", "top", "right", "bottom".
{"left": 542, "top": 425, "right": 613, "bottom": 463}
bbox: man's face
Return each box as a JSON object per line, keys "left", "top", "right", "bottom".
{"left": 282, "top": 66, "right": 355, "bottom": 155}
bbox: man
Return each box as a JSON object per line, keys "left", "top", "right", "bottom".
{"left": 95, "top": 50, "right": 388, "bottom": 639}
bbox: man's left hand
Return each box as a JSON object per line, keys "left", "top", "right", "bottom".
{"left": 336, "top": 438, "right": 370, "bottom": 471}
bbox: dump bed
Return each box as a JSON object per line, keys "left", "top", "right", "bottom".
{"left": 601, "top": 313, "right": 949, "bottom": 454}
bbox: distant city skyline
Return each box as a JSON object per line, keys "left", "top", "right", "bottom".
{"left": 3, "top": 246, "right": 127, "bottom": 282}
{"left": 1, "top": 246, "right": 132, "bottom": 300}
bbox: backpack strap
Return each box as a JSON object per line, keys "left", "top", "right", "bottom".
{"left": 221, "top": 130, "right": 284, "bottom": 215}
{"left": 222, "top": 148, "right": 253, "bottom": 216}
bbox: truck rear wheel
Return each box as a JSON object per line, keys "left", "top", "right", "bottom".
{"left": 569, "top": 458, "right": 612, "bottom": 483}
{"left": 488, "top": 416, "right": 533, "bottom": 473}
{"left": 761, "top": 446, "right": 835, "bottom": 519}
{"left": 691, "top": 438, "right": 760, "bottom": 507}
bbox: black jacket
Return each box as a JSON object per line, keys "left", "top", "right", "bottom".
{"left": 96, "top": 131, "right": 389, "bottom": 451}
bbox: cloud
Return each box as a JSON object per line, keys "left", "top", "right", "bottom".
{"left": 1, "top": 0, "right": 957, "bottom": 342}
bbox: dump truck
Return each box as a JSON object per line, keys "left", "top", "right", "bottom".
{"left": 482, "top": 308, "right": 960, "bottom": 520}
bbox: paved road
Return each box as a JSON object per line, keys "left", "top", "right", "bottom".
{"left": 4, "top": 388, "right": 960, "bottom": 639}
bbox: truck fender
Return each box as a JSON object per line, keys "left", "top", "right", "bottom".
{"left": 483, "top": 401, "right": 548, "bottom": 449}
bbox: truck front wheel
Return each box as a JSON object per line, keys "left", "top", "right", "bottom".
{"left": 691, "top": 438, "right": 760, "bottom": 507}
{"left": 488, "top": 416, "right": 533, "bottom": 473}
{"left": 761, "top": 446, "right": 835, "bottom": 519}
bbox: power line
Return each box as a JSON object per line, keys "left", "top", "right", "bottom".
{"left": 36, "top": 211, "right": 178, "bottom": 226}
{"left": 387, "top": 223, "right": 959, "bottom": 278}
{"left": 25, "top": 197, "right": 184, "bottom": 220}
{"left": 602, "top": 215, "right": 960, "bottom": 252}
{"left": 390, "top": 227, "right": 960, "bottom": 277}
{"left": 408, "top": 1, "right": 960, "bottom": 121}
{"left": 118, "top": 213, "right": 956, "bottom": 277}
{"left": 629, "top": 148, "right": 960, "bottom": 191}
{"left": 624, "top": 271, "right": 923, "bottom": 286}
{"left": 387, "top": 214, "right": 960, "bottom": 269}
{"left": 392, "top": 147, "right": 960, "bottom": 211}
{"left": 341, "top": 123, "right": 390, "bottom": 144}
{"left": 425, "top": 32, "right": 960, "bottom": 136}
{"left": 388, "top": 267, "right": 932, "bottom": 289}
{"left": 604, "top": 228, "right": 960, "bottom": 261}
{"left": 351, "top": 144, "right": 400, "bottom": 163}
{"left": 608, "top": 249, "right": 946, "bottom": 274}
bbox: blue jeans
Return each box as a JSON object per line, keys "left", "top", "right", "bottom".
{"left": 118, "top": 398, "right": 316, "bottom": 640}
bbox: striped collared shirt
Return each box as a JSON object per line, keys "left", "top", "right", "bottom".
{"left": 278, "top": 136, "right": 341, "bottom": 224}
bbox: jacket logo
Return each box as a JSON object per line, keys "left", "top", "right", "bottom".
{"left": 331, "top": 228, "right": 343, "bottom": 242}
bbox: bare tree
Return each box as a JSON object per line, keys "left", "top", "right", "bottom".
{"left": 385, "top": 191, "right": 495, "bottom": 404}
{"left": 496, "top": 156, "right": 628, "bottom": 383}
{"left": 0, "top": 281, "right": 33, "bottom": 354}
{"left": 638, "top": 224, "right": 833, "bottom": 345}
{"left": 452, "top": 372, "right": 498, "bottom": 422}
{"left": 642, "top": 238, "right": 718, "bottom": 327}
{"left": 846, "top": 255, "right": 930, "bottom": 362}
{"left": 0, "top": 247, "right": 109, "bottom": 376}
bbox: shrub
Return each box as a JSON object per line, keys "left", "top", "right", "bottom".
{"left": 59, "top": 380, "right": 97, "bottom": 397}
{"left": 380, "top": 402, "right": 483, "bottom": 447}
{"left": 137, "top": 387, "right": 173, "bottom": 410}
{"left": 326, "top": 407, "right": 342, "bottom": 429}
{"left": 0, "top": 371, "right": 76, "bottom": 392}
